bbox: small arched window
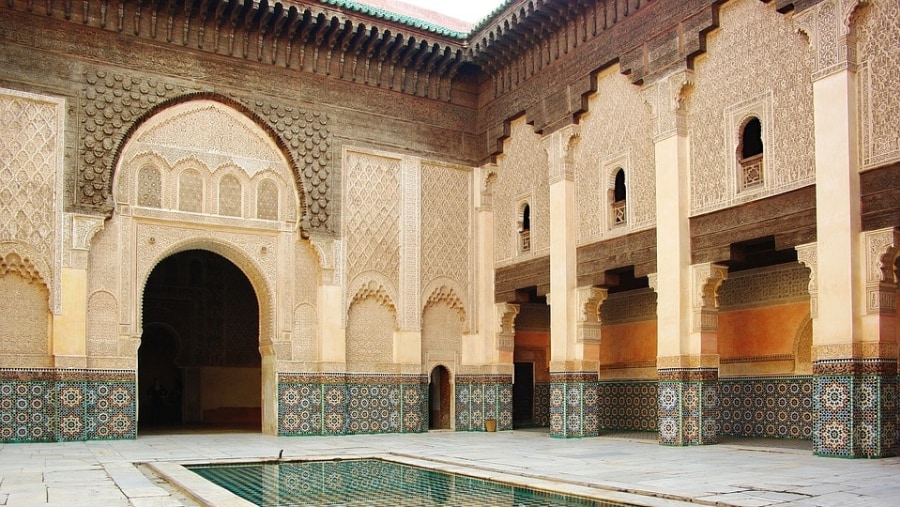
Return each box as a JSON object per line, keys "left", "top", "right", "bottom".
{"left": 739, "top": 117, "right": 764, "bottom": 190}
{"left": 518, "top": 203, "right": 531, "bottom": 253}
{"left": 611, "top": 168, "right": 627, "bottom": 226}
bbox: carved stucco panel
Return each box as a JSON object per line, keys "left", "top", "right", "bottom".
{"left": 494, "top": 118, "right": 549, "bottom": 264}
{"left": 343, "top": 150, "right": 401, "bottom": 306}
{"left": 0, "top": 88, "right": 65, "bottom": 313}
{"left": 77, "top": 67, "right": 334, "bottom": 231}
{"left": 857, "top": 0, "right": 900, "bottom": 169}
{"left": 422, "top": 162, "right": 471, "bottom": 317}
{"left": 688, "top": 0, "right": 815, "bottom": 215}
{"left": 576, "top": 68, "right": 656, "bottom": 243}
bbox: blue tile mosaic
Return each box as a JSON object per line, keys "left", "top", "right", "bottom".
{"left": 277, "top": 374, "right": 427, "bottom": 436}
{"left": 597, "top": 382, "right": 657, "bottom": 432}
{"left": 0, "top": 369, "right": 136, "bottom": 443}
{"left": 454, "top": 375, "right": 512, "bottom": 431}
{"left": 719, "top": 377, "right": 812, "bottom": 440}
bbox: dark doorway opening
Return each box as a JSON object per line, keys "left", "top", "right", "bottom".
{"left": 513, "top": 362, "right": 534, "bottom": 427}
{"left": 429, "top": 365, "right": 452, "bottom": 430}
{"left": 139, "top": 250, "right": 261, "bottom": 432}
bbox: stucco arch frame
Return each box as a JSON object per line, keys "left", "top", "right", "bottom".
{"left": 108, "top": 92, "right": 311, "bottom": 235}
{"left": 135, "top": 238, "right": 276, "bottom": 357}
{"left": 422, "top": 277, "right": 468, "bottom": 333}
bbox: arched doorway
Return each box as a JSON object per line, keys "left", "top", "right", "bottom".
{"left": 429, "top": 365, "right": 452, "bottom": 430}
{"left": 139, "top": 249, "right": 261, "bottom": 432}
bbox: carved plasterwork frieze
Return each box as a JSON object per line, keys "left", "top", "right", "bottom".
{"left": 795, "top": 242, "right": 819, "bottom": 318}
{"left": 864, "top": 227, "right": 899, "bottom": 315}
{"left": 794, "top": 0, "right": 868, "bottom": 80}
{"left": 399, "top": 157, "right": 421, "bottom": 332}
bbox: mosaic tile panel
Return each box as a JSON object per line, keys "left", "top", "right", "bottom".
{"left": 0, "top": 369, "right": 136, "bottom": 443}
{"left": 277, "top": 373, "right": 427, "bottom": 436}
{"left": 719, "top": 377, "right": 812, "bottom": 440}
{"left": 534, "top": 383, "right": 551, "bottom": 427}
{"left": 658, "top": 369, "right": 718, "bottom": 446}
{"left": 549, "top": 373, "right": 598, "bottom": 439}
{"left": 454, "top": 375, "right": 512, "bottom": 431}
{"left": 813, "top": 366, "right": 899, "bottom": 458}
{"left": 597, "top": 381, "right": 657, "bottom": 432}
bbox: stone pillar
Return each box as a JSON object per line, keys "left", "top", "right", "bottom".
{"left": 541, "top": 124, "right": 598, "bottom": 438}
{"left": 470, "top": 165, "right": 503, "bottom": 366}
{"left": 796, "top": 0, "right": 898, "bottom": 457}
{"left": 645, "top": 69, "right": 724, "bottom": 445}
{"left": 310, "top": 236, "right": 346, "bottom": 371}
{"left": 54, "top": 214, "right": 106, "bottom": 369}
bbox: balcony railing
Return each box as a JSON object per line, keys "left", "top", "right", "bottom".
{"left": 740, "top": 154, "right": 764, "bottom": 191}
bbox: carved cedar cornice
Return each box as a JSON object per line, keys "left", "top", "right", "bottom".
{"left": 3, "top": 0, "right": 467, "bottom": 102}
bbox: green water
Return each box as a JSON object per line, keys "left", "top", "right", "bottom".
{"left": 189, "top": 459, "right": 635, "bottom": 506}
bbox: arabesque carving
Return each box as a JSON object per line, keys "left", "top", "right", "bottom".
{"left": 78, "top": 69, "right": 334, "bottom": 231}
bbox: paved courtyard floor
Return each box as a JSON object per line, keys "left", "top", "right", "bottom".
{"left": 1, "top": 430, "right": 898, "bottom": 507}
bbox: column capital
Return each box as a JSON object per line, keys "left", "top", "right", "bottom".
{"left": 495, "top": 302, "right": 520, "bottom": 352}
{"left": 576, "top": 286, "right": 607, "bottom": 345}
{"left": 795, "top": 0, "right": 868, "bottom": 80}
{"left": 796, "top": 242, "right": 819, "bottom": 318}
{"left": 309, "top": 233, "right": 341, "bottom": 286}
{"left": 864, "top": 227, "right": 899, "bottom": 315}
{"left": 477, "top": 164, "right": 498, "bottom": 211}
{"left": 641, "top": 68, "right": 694, "bottom": 141}
{"left": 540, "top": 124, "right": 581, "bottom": 184}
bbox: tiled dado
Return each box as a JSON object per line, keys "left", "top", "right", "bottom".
{"left": 813, "top": 359, "right": 898, "bottom": 458}
{"left": 719, "top": 377, "right": 813, "bottom": 440}
{"left": 598, "top": 381, "right": 658, "bottom": 432}
{"left": 455, "top": 375, "right": 513, "bottom": 431}
{"left": 549, "top": 372, "right": 599, "bottom": 438}
{"left": 658, "top": 369, "right": 718, "bottom": 446}
{"left": 0, "top": 369, "right": 136, "bottom": 442}
{"left": 277, "top": 373, "right": 427, "bottom": 436}
{"left": 534, "top": 383, "right": 551, "bottom": 427}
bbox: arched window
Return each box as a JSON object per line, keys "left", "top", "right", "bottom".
{"left": 518, "top": 203, "right": 531, "bottom": 253}
{"left": 611, "top": 168, "right": 627, "bottom": 226}
{"left": 739, "top": 117, "right": 764, "bottom": 190}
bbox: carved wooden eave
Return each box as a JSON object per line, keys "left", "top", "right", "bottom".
{"left": 3, "top": 0, "right": 470, "bottom": 101}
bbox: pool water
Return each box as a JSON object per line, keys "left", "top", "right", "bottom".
{"left": 189, "top": 459, "right": 634, "bottom": 506}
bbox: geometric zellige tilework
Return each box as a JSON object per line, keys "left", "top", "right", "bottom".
{"left": 658, "top": 378, "right": 718, "bottom": 446}
{"left": 719, "top": 377, "right": 812, "bottom": 440}
{"left": 814, "top": 373, "right": 899, "bottom": 458}
{"left": 278, "top": 374, "right": 427, "bottom": 436}
{"left": 549, "top": 376, "right": 599, "bottom": 439}
{"left": 454, "top": 376, "right": 513, "bottom": 432}
{"left": 597, "top": 381, "right": 657, "bottom": 432}
{"left": 0, "top": 369, "right": 136, "bottom": 443}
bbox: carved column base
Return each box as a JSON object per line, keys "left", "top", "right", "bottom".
{"left": 549, "top": 371, "right": 599, "bottom": 438}
{"left": 813, "top": 359, "right": 898, "bottom": 458}
{"left": 658, "top": 368, "right": 719, "bottom": 446}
